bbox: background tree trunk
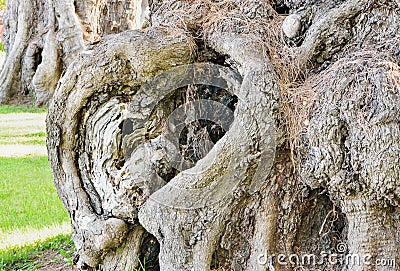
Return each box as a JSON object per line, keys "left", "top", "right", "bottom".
{"left": 0, "top": 0, "right": 149, "bottom": 105}
{"left": 46, "top": 0, "right": 400, "bottom": 270}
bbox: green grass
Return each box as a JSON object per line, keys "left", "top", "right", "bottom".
{"left": 0, "top": 107, "right": 72, "bottom": 269}
{"left": 0, "top": 157, "right": 68, "bottom": 232}
{"left": 136, "top": 259, "right": 146, "bottom": 271}
{"left": 0, "top": 105, "right": 47, "bottom": 114}
{"left": 0, "top": 132, "right": 46, "bottom": 145}
{"left": 0, "top": 234, "right": 74, "bottom": 270}
{"left": 0, "top": 111, "right": 46, "bottom": 144}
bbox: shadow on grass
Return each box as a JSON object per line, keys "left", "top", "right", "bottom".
{"left": 0, "top": 105, "right": 47, "bottom": 114}
{"left": 0, "top": 234, "right": 75, "bottom": 271}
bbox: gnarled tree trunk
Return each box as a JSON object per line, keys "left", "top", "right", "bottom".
{"left": 47, "top": 0, "right": 400, "bottom": 270}
{"left": 0, "top": 0, "right": 149, "bottom": 105}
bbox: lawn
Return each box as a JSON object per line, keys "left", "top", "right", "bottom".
{"left": 0, "top": 107, "right": 47, "bottom": 157}
{"left": 0, "top": 104, "right": 73, "bottom": 269}
{"left": 0, "top": 234, "right": 74, "bottom": 270}
{"left": 0, "top": 156, "right": 68, "bottom": 232}
{"left": 0, "top": 106, "right": 47, "bottom": 145}
{"left": 0, "top": 105, "right": 47, "bottom": 115}
{"left": 0, "top": 113, "right": 46, "bottom": 138}
{"left": 0, "top": 132, "right": 46, "bottom": 145}
{"left": 0, "top": 105, "right": 69, "bottom": 234}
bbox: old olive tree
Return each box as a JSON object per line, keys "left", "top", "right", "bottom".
{"left": 8, "top": 0, "right": 395, "bottom": 270}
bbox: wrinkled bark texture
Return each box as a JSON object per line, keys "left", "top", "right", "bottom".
{"left": 47, "top": 0, "right": 400, "bottom": 270}
{"left": 0, "top": 0, "right": 149, "bottom": 105}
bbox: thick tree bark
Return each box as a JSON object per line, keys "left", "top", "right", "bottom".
{"left": 46, "top": 0, "right": 400, "bottom": 270}
{"left": 0, "top": 0, "right": 149, "bottom": 105}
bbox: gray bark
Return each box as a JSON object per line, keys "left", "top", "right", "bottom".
{"left": 46, "top": 0, "right": 400, "bottom": 270}
{"left": 0, "top": 0, "right": 149, "bottom": 105}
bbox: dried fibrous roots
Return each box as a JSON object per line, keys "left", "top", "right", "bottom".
{"left": 298, "top": 3, "right": 400, "bottom": 268}
{"left": 301, "top": 52, "right": 400, "bottom": 267}
{"left": 47, "top": 0, "right": 400, "bottom": 270}
{"left": 294, "top": 3, "right": 400, "bottom": 270}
